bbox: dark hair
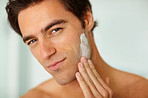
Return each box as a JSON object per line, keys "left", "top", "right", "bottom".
{"left": 6, "top": 0, "right": 97, "bottom": 37}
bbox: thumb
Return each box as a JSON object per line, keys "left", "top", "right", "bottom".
{"left": 105, "top": 77, "right": 110, "bottom": 86}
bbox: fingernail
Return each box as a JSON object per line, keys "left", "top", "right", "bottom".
{"left": 88, "top": 60, "right": 93, "bottom": 65}
{"left": 78, "top": 63, "right": 83, "bottom": 67}
{"left": 81, "top": 57, "right": 86, "bottom": 62}
{"left": 76, "top": 72, "right": 80, "bottom": 76}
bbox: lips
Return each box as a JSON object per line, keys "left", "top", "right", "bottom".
{"left": 47, "top": 58, "right": 66, "bottom": 71}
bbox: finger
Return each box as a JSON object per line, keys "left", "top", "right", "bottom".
{"left": 81, "top": 57, "right": 108, "bottom": 98}
{"left": 75, "top": 72, "right": 94, "bottom": 98}
{"left": 88, "top": 60, "right": 113, "bottom": 98}
{"left": 78, "top": 63, "right": 102, "bottom": 98}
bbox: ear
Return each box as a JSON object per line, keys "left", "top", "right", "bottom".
{"left": 83, "top": 10, "right": 94, "bottom": 32}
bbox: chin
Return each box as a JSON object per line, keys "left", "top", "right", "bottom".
{"left": 54, "top": 70, "right": 77, "bottom": 85}
{"left": 56, "top": 76, "right": 76, "bottom": 85}
{"left": 52, "top": 54, "right": 80, "bottom": 85}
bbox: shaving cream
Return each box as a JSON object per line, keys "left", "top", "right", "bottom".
{"left": 80, "top": 33, "right": 91, "bottom": 59}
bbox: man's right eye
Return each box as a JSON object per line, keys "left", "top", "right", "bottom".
{"left": 27, "top": 39, "right": 37, "bottom": 45}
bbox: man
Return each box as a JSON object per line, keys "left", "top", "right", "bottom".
{"left": 6, "top": 0, "right": 148, "bottom": 98}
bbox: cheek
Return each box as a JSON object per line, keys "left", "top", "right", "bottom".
{"left": 52, "top": 28, "right": 81, "bottom": 50}
{"left": 53, "top": 31, "right": 81, "bottom": 59}
{"left": 30, "top": 48, "right": 42, "bottom": 63}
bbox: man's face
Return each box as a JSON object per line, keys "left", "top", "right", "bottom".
{"left": 18, "top": 0, "right": 88, "bottom": 85}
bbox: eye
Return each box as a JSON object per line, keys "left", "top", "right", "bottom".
{"left": 27, "top": 39, "right": 37, "bottom": 45}
{"left": 51, "top": 28, "right": 62, "bottom": 34}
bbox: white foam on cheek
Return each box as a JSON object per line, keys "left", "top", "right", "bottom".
{"left": 80, "top": 33, "right": 91, "bottom": 59}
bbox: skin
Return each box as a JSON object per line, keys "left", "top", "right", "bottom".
{"left": 18, "top": 0, "right": 148, "bottom": 98}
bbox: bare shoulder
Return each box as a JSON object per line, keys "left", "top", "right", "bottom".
{"left": 20, "top": 79, "right": 55, "bottom": 98}
{"left": 114, "top": 70, "right": 148, "bottom": 98}
{"left": 121, "top": 76, "right": 148, "bottom": 98}
{"left": 129, "top": 77, "right": 148, "bottom": 97}
{"left": 20, "top": 87, "right": 52, "bottom": 98}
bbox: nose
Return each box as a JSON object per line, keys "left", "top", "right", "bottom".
{"left": 39, "top": 40, "right": 56, "bottom": 60}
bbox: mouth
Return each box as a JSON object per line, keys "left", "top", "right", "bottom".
{"left": 47, "top": 58, "right": 66, "bottom": 71}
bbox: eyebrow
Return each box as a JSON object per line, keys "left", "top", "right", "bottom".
{"left": 23, "top": 19, "right": 67, "bottom": 43}
{"left": 43, "top": 19, "right": 67, "bottom": 32}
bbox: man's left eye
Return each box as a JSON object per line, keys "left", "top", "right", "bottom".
{"left": 51, "top": 28, "right": 62, "bottom": 34}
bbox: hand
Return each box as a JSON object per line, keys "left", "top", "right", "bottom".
{"left": 76, "top": 57, "right": 113, "bottom": 98}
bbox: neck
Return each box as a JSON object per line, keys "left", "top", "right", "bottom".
{"left": 89, "top": 32, "right": 114, "bottom": 80}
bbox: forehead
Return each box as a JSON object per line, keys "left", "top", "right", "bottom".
{"left": 18, "top": 0, "right": 72, "bottom": 36}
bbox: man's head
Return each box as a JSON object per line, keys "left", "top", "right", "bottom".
{"left": 6, "top": 0, "right": 96, "bottom": 85}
